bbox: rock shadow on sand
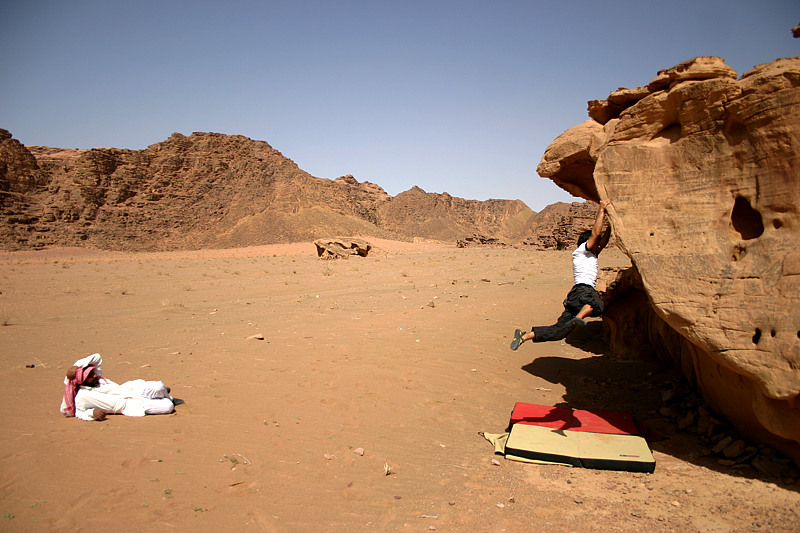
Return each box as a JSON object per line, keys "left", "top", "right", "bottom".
{"left": 520, "top": 323, "right": 800, "bottom": 487}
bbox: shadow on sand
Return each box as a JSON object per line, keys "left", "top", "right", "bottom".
{"left": 519, "top": 320, "right": 799, "bottom": 489}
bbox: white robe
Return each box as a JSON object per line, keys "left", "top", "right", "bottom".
{"left": 61, "top": 354, "right": 173, "bottom": 421}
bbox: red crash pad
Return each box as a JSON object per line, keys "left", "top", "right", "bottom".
{"left": 510, "top": 402, "right": 639, "bottom": 436}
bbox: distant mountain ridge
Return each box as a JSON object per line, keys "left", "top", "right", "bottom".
{"left": 0, "top": 129, "right": 584, "bottom": 251}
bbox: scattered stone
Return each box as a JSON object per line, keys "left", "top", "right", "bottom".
{"left": 246, "top": 333, "right": 265, "bottom": 341}
{"left": 712, "top": 436, "right": 733, "bottom": 455}
{"left": 659, "top": 407, "right": 678, "bottom": 418}
{"left": 696, "top": 415, "right": 711, "bottom": 436}
{"left": 661, "top": 389, "right": 677, "bottom": 402}
{"left": 677, "top": 410, "right": 697, "bottom": 430}
{"left": 751, "top": 454, "right": 787, "bottom": 477}
{"left": 722, "top": 439, "right": 747, "bottom": 459}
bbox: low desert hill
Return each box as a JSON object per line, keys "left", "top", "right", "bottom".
{"left": 0, "top": 129, "right": 588, "bottom": 252}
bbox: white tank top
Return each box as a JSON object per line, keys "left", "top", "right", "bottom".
{"left": 572, "top": 242, "right": 598, "bottom": 287}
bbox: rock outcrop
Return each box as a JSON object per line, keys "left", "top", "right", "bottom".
{"left": 456, "top": 234, "right": 507, "bottom": 248}
{"left": 314, "top": 237, "right": 372, "bottom": 259}
{"left": 522, "top": 201, "right": 598, "bottom": 250}
{"left": 538, "top": 57, "right": 800, "bottom": 464}
{"left": 375, "top": 185, "right": 535, "bottom": 243}
{"left": 0, "top": 131, "right": 536, "bottom": 251}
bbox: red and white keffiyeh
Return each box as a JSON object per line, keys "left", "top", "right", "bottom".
{"left": 62, "top": 365, "right": 96, "bottom": 417}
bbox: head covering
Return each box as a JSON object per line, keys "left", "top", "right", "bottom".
{"left": 62, "top": 365, "right": 96, "bottom": 417}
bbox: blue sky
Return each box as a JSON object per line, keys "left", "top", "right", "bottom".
{"left": 1, "top": 1, "right": 797, "bottom": 211}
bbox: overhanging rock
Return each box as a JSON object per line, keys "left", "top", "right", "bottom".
{"left": 538, "top": 56, "right": 800, "bottom": 465}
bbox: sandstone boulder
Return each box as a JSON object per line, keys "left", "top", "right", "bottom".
{"left": 645, "top": 56, "right": 737, "bottom": 91}
{"left": 585, "top": 57, "right": 738, "bottom": 125}
{"left": 536, "top": 120, "right": 604, "bottom": 198}
{"left": 314, "top": 238, "right": 372, "bottom": 259}
{"left": 538, "top": 56, "right": 800, "bottom": 464}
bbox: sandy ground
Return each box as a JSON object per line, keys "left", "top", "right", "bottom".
{"left": 0, "top": 240, "right": 798, "bottom": 532}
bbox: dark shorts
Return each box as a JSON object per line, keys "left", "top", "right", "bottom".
{"left": 563, "top": 284, "right": 604, "bottom": 317}
{"left": 531, "top": 284, "right": 604, "bottom": 343}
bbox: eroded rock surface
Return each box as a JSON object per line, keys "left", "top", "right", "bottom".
{"left": 538, "top": 56, "right": 800, "bottom": 463}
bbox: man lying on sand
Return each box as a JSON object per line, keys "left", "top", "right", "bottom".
{"left": 60, "top": 353, "right": 174, "bottom": 421}
{"left": 511, "top": 199, "right": 612, "bottom": 349}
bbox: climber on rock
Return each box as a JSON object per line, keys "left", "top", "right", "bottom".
{"left": 511, "top": 199, "right": 612, "bottom": 349}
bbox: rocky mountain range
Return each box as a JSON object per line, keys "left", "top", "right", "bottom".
{"left": 0, "top": 129, "right": 593, "bottom": 252}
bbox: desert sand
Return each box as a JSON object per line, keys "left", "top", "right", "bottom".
{"left": 1, "top": 241, "right": 798, "bottom": 532}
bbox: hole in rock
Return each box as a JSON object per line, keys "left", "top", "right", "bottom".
{"left": 723, "top": 118, "right": 748, "bottom": 145}
{"left": 771, "top": 330, "right": 776, "bottom": 337}
{"left": 752, "top": 328, "right": 762, "bottom": 345}
{"left": 654, "top": 124, "right": 682, "bottom": 143}
{"left": 730, "top": 196, "right": 764, "bottom": 240}
{"left": 773, "top": 219, "right": 783, "bottom": 229}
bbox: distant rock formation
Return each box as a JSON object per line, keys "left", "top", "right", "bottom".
{"left": 0, "top": 131, "right": 538, "bottom": 251}
{"left": 538, "top": 56, "right": 800, "bottom": 464}
{"left": 314, "top": 237, "right": 372, "bottom": 259}
{"left": 522, "top": 202, "right": 598, "bottom": 250}
{"left": 456, "top": 234, "right": 507, "bottom": 248}
{"left": 374, "top": 185, "right": 536, "bottom": 243}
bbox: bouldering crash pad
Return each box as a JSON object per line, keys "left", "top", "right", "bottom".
{"left": 486, "top": 402, "right": 657, "bottom": 472}
{"left": 509, "top": 402, "right": 638, "bottom": 435}
{"left": 504, "top": 423, "right": 656, "bottom": 473}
